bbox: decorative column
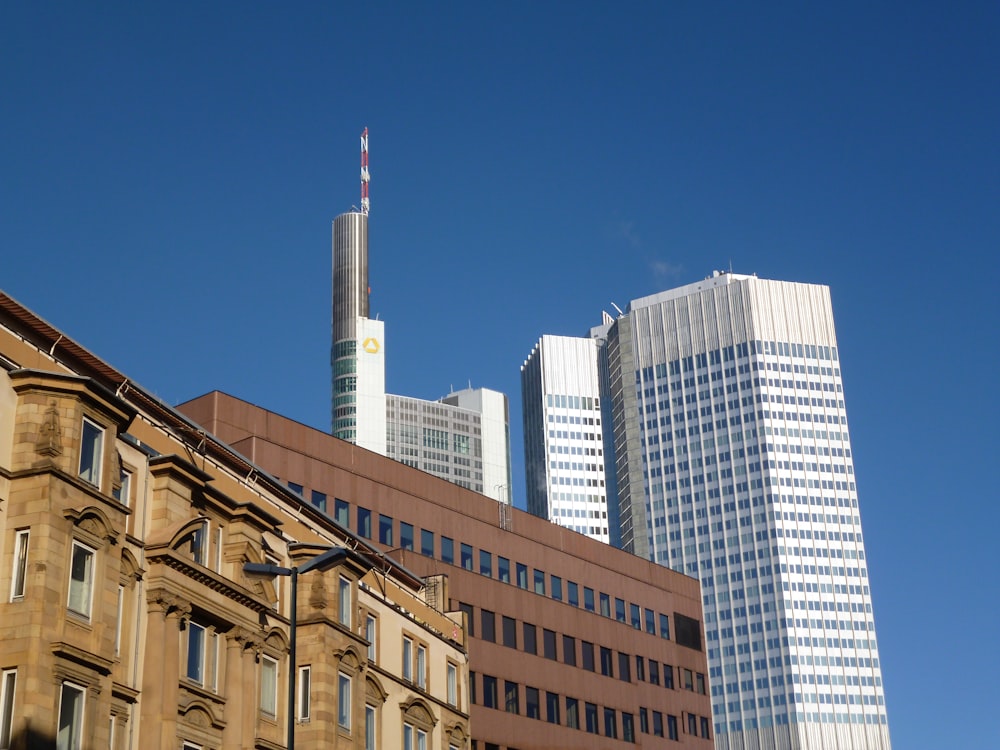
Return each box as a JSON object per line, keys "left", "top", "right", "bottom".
{"left": 222, "top": 627, "right": 260, "bottom": 750}
{"left": 140, "top": 590, "right": 187, "bottom": 750}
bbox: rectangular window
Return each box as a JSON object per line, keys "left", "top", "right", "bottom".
{"left": 479, "top": 549, "right": 492, "bottom": 577}
{"left": 447, "top": 662, "right": 458, "bottom": 706}
{"left": 357, "top": 506, "right": 371, "bottom": 538}
{"left": 459, "top": 602, "right": 474, "bottom": 637}
{"left": 581, "top": 641, "right": 595, "bottom": 671}
{"left": 112, "top": 469, "right": 131, "bottom": 505}
{"left": 378, "top": 515, "right": 393, "bottom": 546}
{"left": 334, "top": 497, "right": 349, "bottom": 527}
{"left": 67, "top": 541, "right": 95, "bottom": 618}
{"left": 664, "top": 663, "right": 675, "bottom": 689}
{"left": 10, "top": 530, "right": 28, "bottom": 600}
{"left": 298, "top": 666, "right": 311, "bottom": 721}
{"left": 338, "top": 575, "right": 352, "bottom": 627}
{"left": 600, "top": 646, "right": 613, "bottom": 677}
{"left": 460, "top": 544, "right": 473, "bottom": 570}
{"left": 57, "top": 681, "right": 86, "bottom": 750}
{"left": 400, "top": 522, "right": 414, "bottom": 551}
{"left": 667, "top": 714, "right": 679, "bottom": 740}
{"left": 550, "top": 575, "right": 562, "bottom": 601}
{"left": 600, "top": 592, "right": 611, "bottom": 617}
{"left": 701, "top": 716, "right": 711, "bottom": 738}
{"left": 403, "top": 723, "right": 413, "bottom": 750}
{"left": 543, "top": 629, "right": 557, "bottom": 660}
{"left": 640, "top": 707, "right": 649, "bottom": 734}
{"left": 562, "top": 635, "right": 576, "bottom": 666}
{"left": 420, "top": 529, "right": 434, "bottom": 557}
{"left": 416, "top": 644, "right": 426, "bottom": 689}
{"left": 497, "top": 556, "right": 510, "bottom": 583}
{"left": 653, "top": 711, "right": 664, "bottom": 737}
{"left": 659, "top": 613, "right": 671, "bottom": 639}
{"left": 615, "top": 597, "right": 626, "bottom": 622}
{"left": 630, "top": 603, "right": 641, "bottom": 629}
{"left": 525, "top": 687, "right": 539, "bottom": 719}
{"left": 644, "top": 607, "right": 656, "bottom": 634}
{"left": 338, "top": 671, "right": 351, "bottom": 729}
{"left": 482, "top": 674, "right": 498, "bottom": 709}
{"left": 583, "top": 586, "right": 595, "bottom": 612}
{"left": 260, "top": 656, "right": 278, "bottom": 717}
{"left": 566, "top": 697, "right": 579, "bottom": 729}
{"left": 533, "top": 569, "right": 545, "bottom": 595}
{"left": 1, "top": 669, "right": 16, "bottom": 749}
{"left": 504, "top": 680, "right": 519, "bottom": 713}
{"left": 604, "top": 707, "right": 618, "bottom": 739}
{"left": 635, "top": 654, "right": 645, "bottom": 681}
{"left": 567, "top": 580, "right": 579, "bottom": 607}
{"left": 365, "top": 705, "right": 376, "bottom": 750}
{"left": 365, "top": 614, "right": 377, "bottom": 661}
{"left": 683, "top": 668, "right": 694, "bottom": 691}
{"left": 310, "top": 489, "right": 327, "bottom": 513}
{"left": 402, "top": 637, "right": 413, "bottom": 682}
{"left": 688, "top": 713, "right": 698, "bottom": 735}
{"left": 618, "top": 651, "right": 631, "bottom": 682}
{"left": 481, "top": 610, "right": 496, "bottom": 643}
{"left": 522, "top": 623, "right": 537, "bottom": 655}
{"left": 190, "top": 521, "right": 208, "bottom": 566}
{"left": 114, "top": 585, "right": 124, "bottom": 656}
{"left": 697, "top": 672, "right": 706, "bottom": 694}
{"left": 623, "top": 711, "right": 635, "bottom": 742}
{"left": 546, "top": 691, "right": 560, "bottom": 724}
{"left": 441, "top": 536, "right": 454, "bottom": 564}
{"left": 469, "top": 672, "right": 475, "bottom": 704}
{"left": 649, "top": 660, "right": 660, "bottom": 685}
{"left": 516, "top": 563, "right": 528, "bottom": 589}
{"left": 585, "top": 702, "right": 598, "bottom": 734}
{"left": 502, "top": 616, "right": 517, "bottom": 648}
{"left": 79, "top": 417, "right": 103, "bottom": 487}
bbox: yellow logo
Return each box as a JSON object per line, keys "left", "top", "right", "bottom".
{"left": 362, "top": 337, "right": 380, "bottom": 354}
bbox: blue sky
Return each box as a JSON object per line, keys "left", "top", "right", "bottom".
{"left": 2, "top": 3, "right": 998, "bottom": 747}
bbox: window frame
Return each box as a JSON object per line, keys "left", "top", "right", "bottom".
{"left": 9, "top": 529, "right": 28, "bottom": 601}
{"left": 337, "top": 670, "right": 352, "bottom": 730}
{"left": 338, "top": 575, "right": 352, "bottom": 628}
{"left": 57, "top": 680, "right": 86, "bottom": 750}
{"left": 298, "top": 665, "right": 311, "bottom": 722}
{"left": 78, "top": 416, "right": 104, "bottom": 488}
{"left": 67, "top": 540, "right": 96, "bottom": 619}
{"left": 0, "top": 669, "right": 16, "bottom": 750}
{"left": 260, "top": 655, "right": 278, "bottom": 718}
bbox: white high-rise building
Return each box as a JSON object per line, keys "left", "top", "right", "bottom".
{"left": 522, "top": 272, "right": 891, "bottom": 750}
{"left": 385, "top": 387, "right": 513, "bottom": 503}
{"left": 521, "top": 335, "right": 613, "bottom": 542}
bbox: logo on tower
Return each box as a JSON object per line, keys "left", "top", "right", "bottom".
{"left": 362, "top": 337, "right": 380, "bottom": 354}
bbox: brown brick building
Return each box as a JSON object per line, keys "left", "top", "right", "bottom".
{"left": 180, "top": 391, "right": 714, "bottom": 750}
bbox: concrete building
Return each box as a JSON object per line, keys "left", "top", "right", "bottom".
{"left": 180, "top": 390, "right": 715, "bottom": 750}
{"left": 0, "top": 292, "right": 468, "bottom": 750}
{"left": 522, "top": 272, "right": 891, "bottom": 749}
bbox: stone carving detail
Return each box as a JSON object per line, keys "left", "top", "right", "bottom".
{"left": 37, "top": 400, "right": 62, "bottom": 456}
{"left": 147, "top": 588, "right": 192, "bottom": 619}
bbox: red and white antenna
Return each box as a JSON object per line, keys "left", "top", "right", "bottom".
{"left": 360, "top": 127, "right": 370, "bottom": 215}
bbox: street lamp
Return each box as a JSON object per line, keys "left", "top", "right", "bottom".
{"left": 244, "top": 546, "right": 372, "bottom": 750}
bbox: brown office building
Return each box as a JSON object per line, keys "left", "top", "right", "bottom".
{"left": 180, "top": 391, "right": 714, "bottom": 749}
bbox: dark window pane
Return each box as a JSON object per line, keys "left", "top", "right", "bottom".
{"left": 335, "top": 497, "right": 349, "bottom": 526}
{"left": 649, "top": 660, "right": 660, "bottom": 685}
{"left": 461, "top": 544, "right": 473, "bottom": 570}
{"left": 585, "top": 703, "right": 598, "bottom": 734}
{"left": 357, "top": 506, "right": 371, "bottom": 538}
{"left": 600, "top": 646, "right": 613, "bottom": 677}
{"left": 664, "top": 663, "right": 675, "bottom": 689}
{"left": 480, "top": 549, "right": 492, "bottom": 577}
{"left": 581, "top": 641, "right": 594, "bottom": 671}
{"left": 502, "top": 616, "right": 517, "bottom": 648}
{"left": 420, "top": 529, "right": 434, "bottom": 557}
{"left": 481, "top": 610, "right": 496, "bottom": 643}
{"left": 562, "top": 635, "right": 576, "bottom": 666}
{"left": 516, "top": 563, "right": 528, "bottom": 589}
{"left": 584, "top": 587, "right": 595, "bottom": 612}
{"left": 618, "top": 651, "right": 631, "bottom": 682}
{"left": 604, "top": 708, "right": 617, "bottom": 739}
{"left": 659, "top": 613, "right": 671, "bottom": 639}
{"left": 674, "top": 613, "right": 701, "bottom": 650}
{"left": 566, "top": 697, "right": 579, "bottom": 729}
{"left": 623, "top": 712, "right": 635, "bottom": 742}
{"left": 567, "top": 581, "right": 579, "bottom": 607}
{"left": 526, "top": 687, "right": 540, "bottom": 719}
{"left": 653, "top": 711, "right": 664, "bottom": 737}
{"left": 551, "top": 575, "right": 562, "bottom": 601}
{"left": 630, "top": 603, "right": 641, "bottom": 629}
{"left": 441, "top": 536, "right": 454, "bottom": 564}
{"left": 543, "top": 629, "right": 557, "bottom": 660}
{"left": 615, "top": 597, "right": 626, "bottom": 622}
{"left": 600, "top": 592, "right": 611, "bottom": 617}
{"left": 498, "top": 556, "right": 510, "bottom": 583}
{"left": 533, "top": 569, "right": 545, "bottom": 595}
{"left": 668, "top": 714, "right": 679, "bottom": 740}
{"left": 644, "top": 607, "right": 656, "bottom": 634}
{"left": 505, "top": 681, "right": 519, "bottom": 714}
{"left": 311, "top": 490, "right": 327, "bottom": 513}
{"left": 635, "top": 654, "right": 646, "bottom": 681}
{"left": 378, "top": 514, "right": 393, "bottom": 546}
{"left": 546, "top": 691, "right": 560, "bottom": 724}
{"left": 522, "top": 623, "right": 537, "bottom": 655}
{"left": 459, "top": 602, "right": 474, "bottom": 637}
{"left": 400, "top": 522, "right": 414, "bottom": 551}
{"left": 483, "top": 675, "right": 497, "bottom": 709}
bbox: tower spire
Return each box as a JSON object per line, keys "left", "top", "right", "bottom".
{"left": 360, "top": 127, "right": 370, "bottom": 215}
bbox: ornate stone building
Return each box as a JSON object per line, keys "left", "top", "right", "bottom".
{"left": 0, "top": 291, "right": 469, "bottom": 750}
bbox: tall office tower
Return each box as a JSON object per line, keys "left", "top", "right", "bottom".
{"left": 386, "top": 387, "right": 513, "bottom": 503}
{"left": 522, "top": 272, "right": 890, "bottom": 749}
{"left": 331, "top": 130, "right": 386, "bottom": 453}
{"left": 521, "top": 335, "right": 614, "bottom": 542}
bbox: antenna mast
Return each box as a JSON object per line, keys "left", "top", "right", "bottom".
{"left": 360, "top": 127, "right": 370, "bottom": 215}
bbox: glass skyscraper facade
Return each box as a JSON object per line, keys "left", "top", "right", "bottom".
{"left": 522, "top": 272, "right": 890, "bottom": 749}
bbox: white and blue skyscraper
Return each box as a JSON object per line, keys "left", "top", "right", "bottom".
{"left": 522, "top": 272, "right": 890, "bottom": 750}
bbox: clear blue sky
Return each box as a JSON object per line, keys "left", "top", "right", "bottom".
{"left": 2, "top": 3, "right": 998, "bottom": 747}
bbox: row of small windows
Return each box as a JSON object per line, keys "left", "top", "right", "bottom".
{"left": 287, "top": 492, "right": 704, "bottom": 651}
{"left": 640, "top": 340, "right": 839, "bottom": 383}
{"left": 462, "top": 605, "right": 707, "bottom": 692}
{"left": 469, "top": 671, "right": 711, "bottom": 742}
